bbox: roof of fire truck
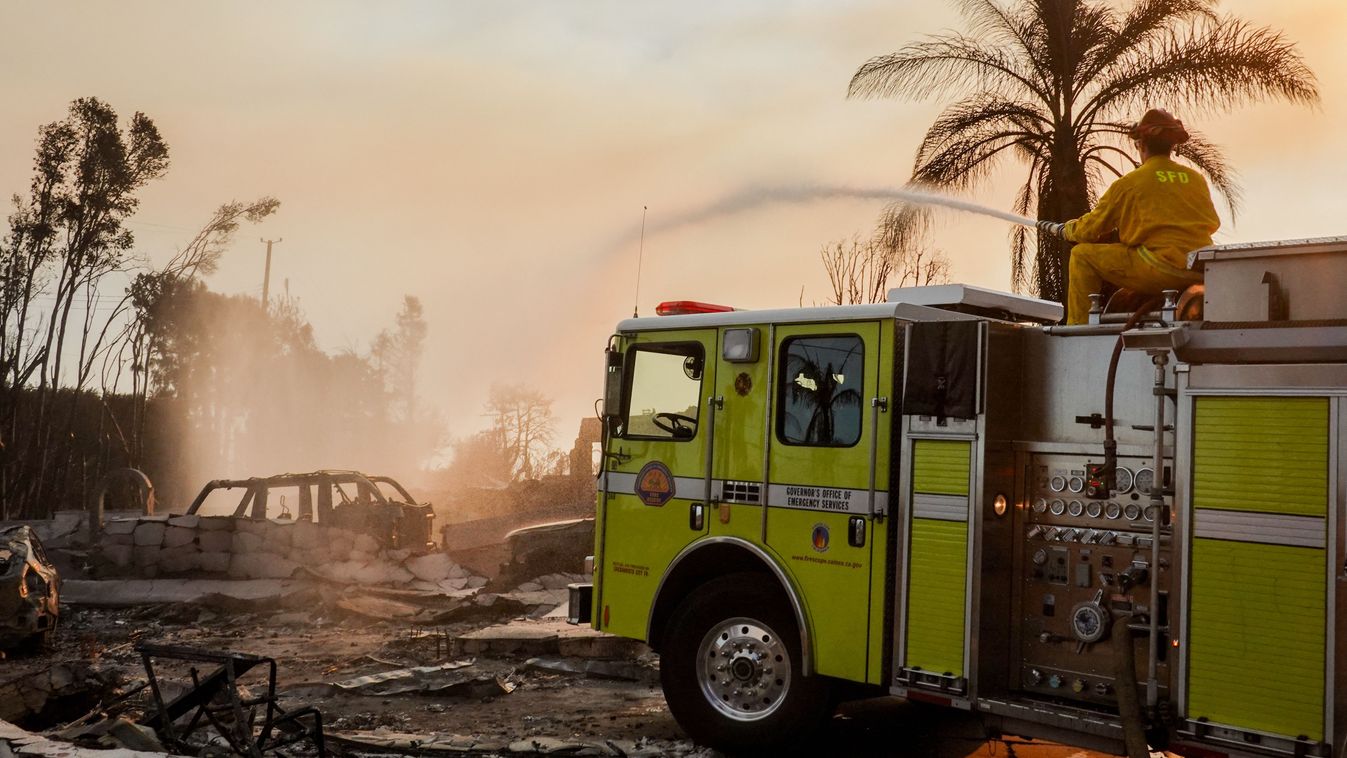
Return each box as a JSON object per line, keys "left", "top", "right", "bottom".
{"left": 617, "top": 283, "right": 1062, "bottom": 332}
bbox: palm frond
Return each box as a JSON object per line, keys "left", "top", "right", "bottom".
{"left": 849, "top": 35, "right": 1049, "bottom": 104}
{"left": 1080, "top": 145, "right": 1132, "bottom": 178}
{"left": 874, "top": 201, "right": 932, "bottom": 257}
{"left": 912, "top": 95, "right": 1048, "bottom": 188}
{"left": 1009, "top": 178, "right": 1035, "bottom": 293}
{"left": 1078, "top": 0, "right": 1216, "bottom": 86}
{"left": 955, "top": 0, "right": 1054, "bottom": 92}
{"left": 1173, "top": 131, "right": 1242, "bottom": 218}
{"left": 1083, "top": 17, "right": 1319, "bottom": 124}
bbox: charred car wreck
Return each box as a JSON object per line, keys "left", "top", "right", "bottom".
{"left": 186, "top": 470, "right": 434, "bottom": 550}
{"left": 0, "top": 525, "right": 60, "bottom": 652}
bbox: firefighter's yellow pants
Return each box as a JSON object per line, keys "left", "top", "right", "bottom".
{"left": 1066, "top": 243, "right": 1203, "bottom": 324}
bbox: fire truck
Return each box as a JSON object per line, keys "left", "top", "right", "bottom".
{"left": 570, "top": 237, "right": 1347, "bottom": 757}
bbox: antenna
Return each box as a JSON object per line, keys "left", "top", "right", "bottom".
{"left": 633, "top": 206, "right": 647, "bottom": 318}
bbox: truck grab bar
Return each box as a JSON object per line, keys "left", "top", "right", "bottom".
{"left": 704, "top": 394, "right": 724, "bottom": 509}
{"left": 868, "top": 397, "right": 889, "bottom": 518}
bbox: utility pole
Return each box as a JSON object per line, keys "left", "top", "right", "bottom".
{"left": 260, "top": 237, "right": 282, "bottom": 308}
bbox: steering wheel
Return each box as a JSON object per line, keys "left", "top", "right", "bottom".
{"left": 652, "top": 412, "right": 697, "bottom": 438}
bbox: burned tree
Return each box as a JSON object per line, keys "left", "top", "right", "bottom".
{"left": 0, "top": 97, "right": 169, "bottom": 518}
{"left": 820, "top": 234, "right": 950, "bottom": 305}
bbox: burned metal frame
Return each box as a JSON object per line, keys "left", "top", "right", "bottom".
{"left": 137, "top": 643, "right": 326, "bottom": 758}
{"left": 185, "top": 470, "right": 406, "bottom": 519}
{"left": 183, "top": 469, "right": 434, "bottom": 549}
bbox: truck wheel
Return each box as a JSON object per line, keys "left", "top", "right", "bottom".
{"left": 660, "top": 573, "right": 829, "bottom": 751}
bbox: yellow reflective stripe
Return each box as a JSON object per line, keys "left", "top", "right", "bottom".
{"left": 1135, "top": 245, "right": 1203, "bottom": 281}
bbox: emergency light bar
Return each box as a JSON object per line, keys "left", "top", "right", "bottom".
{"left": 655, "top": 300, "right": 735, "bottom": 316}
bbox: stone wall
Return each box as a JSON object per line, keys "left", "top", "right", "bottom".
{"left": 97, "top": 515, "right": 485, "bottom": 592}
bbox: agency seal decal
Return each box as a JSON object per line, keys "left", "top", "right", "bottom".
{"left": 734, "top": 372, "right": 753, "bottom": 396}
{"left": 811, "top": 523, "right": 830, "bottom": 553}
{"left": 635, "top": 461, "right": 676, "bottom": 507}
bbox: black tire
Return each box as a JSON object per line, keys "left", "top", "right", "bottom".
{"left": 660, "top": 572, "right": 830, "bottom": 753}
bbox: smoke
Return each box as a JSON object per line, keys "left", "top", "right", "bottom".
{"left": 598, "top": 183, "right": 1037, "bottom": 260}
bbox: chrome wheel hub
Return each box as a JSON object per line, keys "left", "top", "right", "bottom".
{"left": 696, "top": 616, "right": 790, "bottom": 722}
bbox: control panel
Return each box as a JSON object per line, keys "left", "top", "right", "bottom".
{"left": 1015, "top": 454, "right": 1172, "bottom": 707}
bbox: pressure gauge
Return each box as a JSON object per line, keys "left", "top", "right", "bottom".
{"left": 1105, "top": 502, "right": 1122, "bottom": 520}
{"left": 1067, "top": 500, "right": 1084, "bottom": 517}
{"left": 1049, "top": 499, "right": 1066, "bottom": 516}
{"left": 1032, "top": 498, "right": 1048, "bottom": 514}
{"left": 1067, "top": 476, "right": 1085, "bottom": 494}
{"left": 1070, "top": 601, "right": 1108, "bottom": 644}
{"left": 1113, "top": 467, "right": 1135, "bottom": 494}
{"left": 1134, "top": 467, "right": 1155, "bottom": 496}
{"left": 1086, "top": 501, "right": 1103, "bottom": 519}
{"left": 1124, "top": 502, "right": 1143, "bottom": 521}
{"left": 1049, "top": 475, "right": 1067, "bottom": 493}
{"left": 1032, "top": 548, "right": 1048, "bottom": 565}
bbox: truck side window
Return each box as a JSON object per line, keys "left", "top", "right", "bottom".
{"left": 777, "top": 335, "right": 863, "bottom": 447}
{"left": 623, "top": 343, "right": 704, "bottom": 441}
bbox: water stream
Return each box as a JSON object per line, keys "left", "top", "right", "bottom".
{"left": 880, "top": 187, "right": 1038, "bottom": 228}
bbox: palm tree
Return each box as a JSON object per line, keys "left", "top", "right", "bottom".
{"left": 847, "top": 0, "right": 1318, "bottom": 302}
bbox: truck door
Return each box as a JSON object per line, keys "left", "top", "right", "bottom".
{"left": 705, "top": 325, "right": 770, "bottom": 542}
{"left": 597, "top": 330, "right": 716, "bottom": 641}
{"left": 762, "top": 321, "right": 889, "bottom": 683}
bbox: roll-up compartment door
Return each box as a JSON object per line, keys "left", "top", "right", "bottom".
{"left": 1187, "top": 396, "right": 1329, "bottom": 741}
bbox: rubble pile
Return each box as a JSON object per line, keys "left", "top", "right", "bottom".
{"left": 95, "top": 516, "right": 488, "bottom": 591}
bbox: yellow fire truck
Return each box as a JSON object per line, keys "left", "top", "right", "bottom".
{"left": 570, "top": 237, "right": 1347, "bottom": 757}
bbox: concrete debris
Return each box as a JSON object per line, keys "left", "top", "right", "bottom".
{"left": 325, "top": 730, "right": 508, "bottom": 755}
{"left": 104, "top": 718, "right": 166, "bottom": 753}
{"left": 523, "top": 657, "right": 654, "bottom": 683}
{"left": 92, "top": 515, "right": 488, "bottom": 593}
{"left": 60, "top": 579, "right": 305, "bottom": 608}
{"left": 452, "top": 620, "right": 648, "bottom": 660}
{"left": 1, "top": 719, "right": 178, "bottom": 758}
{"left": 334, "top": 594, "right": 424, "bottom": 621}
{"left": 404, "top": 552, "right": 469, "bottom": 584}
{"left": 329, "top": 659, "right": 513, "bottom": 698}
{"left": 325, "top": 731, "right": 708, "bottom": 758}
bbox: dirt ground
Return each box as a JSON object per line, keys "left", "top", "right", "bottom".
{"left": 1, "top": 600, "right": 1168, "bottom": 758}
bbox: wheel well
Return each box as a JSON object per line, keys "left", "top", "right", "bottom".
{"left": 647, "top": 542, "right": 791, "bottom": 653}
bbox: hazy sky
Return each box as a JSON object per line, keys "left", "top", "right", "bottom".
{"left": 3, "top": 0, "right": 1344, "bottom": 446}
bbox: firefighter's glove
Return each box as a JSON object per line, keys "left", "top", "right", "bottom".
{"left": 1036, "top": 220, "right": 1066, "bottom": 239}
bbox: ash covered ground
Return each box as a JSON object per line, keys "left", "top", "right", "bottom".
{"left": 0, "top": 584, "right": 1164, "bottom": 758}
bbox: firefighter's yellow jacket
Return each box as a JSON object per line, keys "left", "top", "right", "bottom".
{"left": 1063, "top": 155, "right": 1220, "bottom": 274}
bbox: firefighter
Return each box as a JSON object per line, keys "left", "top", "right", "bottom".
{"left": 1038, "top": 109, "right": 1219, "bottom": 324}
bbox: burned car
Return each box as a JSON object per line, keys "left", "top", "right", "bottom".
{"left": 497, "top": 517, "right": 594, "bottom": 588}
{"left": 0, "top": 525, "right": 61, "bottom": 651}
{"left": 186, "top": 470, "right": 435, "bottom": 550}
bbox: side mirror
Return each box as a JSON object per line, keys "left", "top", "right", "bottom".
{"left": 603, "top": 345, "right": 624, "bottom": 436}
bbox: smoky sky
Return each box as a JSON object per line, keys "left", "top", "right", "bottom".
{"left": 1, "top": 0, "right": 1343, "bottom": 454}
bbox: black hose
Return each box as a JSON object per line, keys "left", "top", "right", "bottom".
{"left": 1111, "top": 615, "right": 1150, "bottom": 758}
{"left": 1102, "top": 299, "right": 1161, "bottom": 487}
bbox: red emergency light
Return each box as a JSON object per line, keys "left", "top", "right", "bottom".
{"left": 655, "top": 300, "right": 735, "bottom": 316}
